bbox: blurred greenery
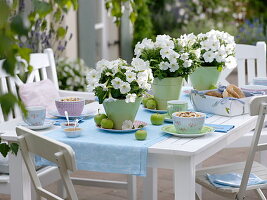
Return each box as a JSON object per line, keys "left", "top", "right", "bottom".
{"left": 132, "top": 0, "right": 267, "bottom": 46}
{"left": 0, "top": 0, "right": 77, "bottom": 157}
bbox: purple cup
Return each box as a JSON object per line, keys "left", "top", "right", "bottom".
{"left": 55, "top": 97, "right": 85, "bottom": 116}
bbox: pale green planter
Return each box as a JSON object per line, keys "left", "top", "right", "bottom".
{"left": 189, "top": 66, "right": 221, "bottom": 90}
{"left": 152, "top": 77, "right": 183, "bottom": 110}
{"left": 103, "top": 97, "right": 142, "bottom": 130}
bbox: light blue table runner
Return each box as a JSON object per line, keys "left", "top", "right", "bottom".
{"left": 37, "top": 108, "right": 170, "bottom": 176}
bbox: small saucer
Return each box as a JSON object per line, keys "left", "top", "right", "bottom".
{"left": 143, "top": 106, "right": 167, "bottom": 114}
{"left": 18, "top": 121, "right": 54, "bottom": 130}
{"left": 97, "top": 121, "right": 147, "bottom": 133}
{"left": 161, "top": 125, "right": 214, "bottom": 138}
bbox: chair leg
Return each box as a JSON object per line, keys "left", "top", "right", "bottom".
{"left": 195, "top": 193, "right": 201, "bottom": 200}
{"left": 127, "top": 175, "right": 137, "bottom": 200}
{"left": 254, "top": 189, "right": 267, "bottom": 200}
{"left": 57, "top": 180, "right": 67, "bottom": 199}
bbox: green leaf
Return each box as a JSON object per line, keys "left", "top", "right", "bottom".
{"left": 0, "top": 143, "right": 10, "bottom": 157}
{"left": 10, "top": 15, "right": 29, "bottom": 36}
{"left": 10, "top": 143, "right": 19, "bottom": 155}
{"left": 18, "top": 48, "right": 32, "bottom": 63}
{"left": 54, "top": 9, "right": 62, "bottom": 22}
{"left": 129, "top": 12, "right": 137, "bottom": 23}
{"left": 0, "top": 2, "right": 10, "bottom": 27}
{"left": 71, "top": 0, "right": 78, "bottom": 10}
{"left": 225, "top": 107, "right": 230, "bottom": 114}
{"left": 56, "top": 27, "right": 67, "bottom": 38}
{"left": 33, "top": 0, "right": 53, "bottom": 18}
{"left": 0, "top": 93, "right": 18, "bottom": 116}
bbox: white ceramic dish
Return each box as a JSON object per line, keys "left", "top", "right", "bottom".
{"left": 143, "top": 106, "right": 167, "bottom": 114}
{"left": 97, "top": 121, "right": 147, "bottom": 133}
{"left": 161, "top": 125, "right": 214, "bottom": 138}
{"left": 18, "top": 120, "right": 54, "bottom": 130}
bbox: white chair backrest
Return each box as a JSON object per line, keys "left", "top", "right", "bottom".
{"left": 237, "top": 95, "right": 267, "bottom": 199}
{"left": 16, "top": 126, "right": 78, "bottom": 200}
{"left": 220, "top": 42, "right": 267, "bottom": 86}
{"left": 0, "top": 48, "right": 58, "bottom": 122}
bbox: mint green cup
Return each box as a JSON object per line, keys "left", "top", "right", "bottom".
{"left": 167, "top": 100, "right": 188, "bottom": 117}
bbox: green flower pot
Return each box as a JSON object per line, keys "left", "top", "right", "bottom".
{"left": 189, "top": 66, "right": 221, "bottom": 90}
{"left": 152, "top": 77, "right": 183, "bottom": 110}
{"left": 103, "top": 97, "right": 142, "bottom": 130}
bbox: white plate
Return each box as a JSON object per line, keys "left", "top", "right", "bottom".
{"left": 97, "top": 121, "right": 147, "bottom": 133}
{"left": 18, "top": 121, "right": 54, "bottom": 130}
{"left": 163, "top": 113, "right": 173, "bottom": 122}
{"left": 161, "top": 125, "right": 214, "bottom": 138}
{"left": 49, "top": 111, "right": 95, "bottom": 119}
{"left": 143, "top": 106, "right": 167, "bottom": 114}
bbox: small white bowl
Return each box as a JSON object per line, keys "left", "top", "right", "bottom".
{"left": 60, "top": 121, "right": 79, "bottom": 129}
{"left": 172, "top": 111, "right": 206, "bottom": 134}
{"left": 64, "top": 127, "right": 82, "bottom": 138}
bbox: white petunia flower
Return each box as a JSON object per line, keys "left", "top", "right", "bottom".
{"left": 169, "top": 63, "right": 179, "bottom": 72}
{"left": 137, "top": 71, "right": 149, "bottom": 82}
{"left": 87, "top": 82, "right": 97, "bottom": 92}
{"left": 111, "top": 77, "right": 123, "bottom": 89}
{"left": 131, "top": 58, "right": 150, "bottom": 71}
{"left": 203, "top": 51, "right": 215, "bottom": 63}
{"left": 98, "top": 83, "right": 108, "bottom": 91}
{"left": 159, "top": 61, "right": 169, "bottom": 70}
{"left": 160, "top": 48, "right": 172, "bottom": 59}
{"left": 87, "top": 69, "right": 101, "bottom": 82}
{"left": 225, "top": 56, "right": 237, "bottom": 69}
{"left": 180, "top": 53, "right": 189, "bottom": 61}
{"left": 215, "top": 48, "right": 227, "bottom": 62}
{"left": 168, "top": 51, "right": 180, "bottom": 63}
{"left": 120, "top": 82, "right": 131, "bottom": 94}
{"left": 192, "top": 49, "right": 201, "bottom": 58}
{"left": 125, "top": 93, "right": 137, "bottom": 103}
{"left": 125, "top": 71, "right": 136, "bottom": 83}
{"left": 96, "top": 59, "right": 110, "bottom": 72}
{"left": 122, "top": 120, "right": 133, "bottom": 130}
{"left": 183, "top": 60, "right": 193, "bottom": 68}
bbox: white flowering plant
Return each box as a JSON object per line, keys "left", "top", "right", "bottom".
{"left": 195, "top": 30, "right": 237, "bottom": 71}
{"left": 134, "top": 34, "right": 201, "bottom": 79}
{"left": 87, "top": 58, "right": 153, "bottom": 104}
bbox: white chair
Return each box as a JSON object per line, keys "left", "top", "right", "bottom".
{"left": 196, "top": 95, "right": 267, "bottom": 200}
{"left": 219, "top": 41, "right": 267, "bottom": 86}
{"left": 0, "top": 48, "right": 136, "bottom": 199}
{"left": 16, "top": 126, "right": 78, "bottom": 200}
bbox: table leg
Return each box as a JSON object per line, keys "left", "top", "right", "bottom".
{"left": 9, "top": 151, "right": 31, "bottom": 200}
{"left": 127, "top": 175, "right": 137, "bottom": 200}
{"left": 143, "top": 167, "right": 158, "bottom": 200}
{"left": 174, "top": 156, "right": 195, "bottom": 200}
{"left": 195, "top": 163, "right": 202, "bottom": 199}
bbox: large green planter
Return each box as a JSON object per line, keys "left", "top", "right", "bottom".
{"left": 152, "top": 77, "right": 183, "bottom": 110}
{"left": 189, "top": 66, "right": 221, "bottom": 90}
{"left": 103, "top": 97, "right": 142, "bottom": 130}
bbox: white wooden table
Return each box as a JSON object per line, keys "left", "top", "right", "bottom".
{"left": 1, "top": 113, "right": 257, "bottom": 200}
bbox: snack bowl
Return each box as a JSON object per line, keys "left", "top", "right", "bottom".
{"left": 172, "top": 111, "right": 206, "bottom": 134}
{"left": 55, "top": 97, "right": 85, "bottom": 116}
{"left": 60, "top": 121, "right": 79, "bottom": 129}
{"left": 63, "top": 127, "right": 82, "bottom": 138}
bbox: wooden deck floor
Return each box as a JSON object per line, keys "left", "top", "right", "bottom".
{"left": 0, "top": 147, "right": 265, "bottom": 200}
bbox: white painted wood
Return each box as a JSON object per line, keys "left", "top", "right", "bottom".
{"left": 237, "top": 59, "right": 246, "bottom": 87}
{"left": 196, "top": 97, "right": 267, "bottom": 200}
{"left": 247, "top": 59, "right": 256, "bottom": 84}
{"left": 174, "top": 156, "right": 195, "bottom": 200}
{"left": 143, "top": 168, "right": 157, "bottom": 200}
{"left": 16, "top": 126, "right": 78, "bottom": 200}
{"left": 127, "top": 175, "right": 137, "bottom": 200}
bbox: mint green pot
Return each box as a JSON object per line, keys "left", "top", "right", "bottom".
{"left": 152, "top": 77, "right": 183, "bottom": 110}
{"left": 103, "top": 97, "right": 142, "bottom": 130}
{"left": 189, "top": 66, "right": 221, "bottom": 90}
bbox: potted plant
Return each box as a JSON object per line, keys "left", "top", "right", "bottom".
{"left": 189, "top": 30, "right": 237, "bottom": 90}
{"left": 134, "top": 34, "right": 201, "bottom": 110}
{"left": 87, "top": 58, "right": 153, "bottom": 129}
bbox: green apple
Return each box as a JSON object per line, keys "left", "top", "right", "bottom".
{"left": 146, "top": 99, "right": 157, "bottom": 109}
{"left": 142, "top": 97, "right": 149, "bottom": 107}
{"left": 209, "top": 84, "right": 217, "bottom": 89}
{"left": 94, "top": 113, "right": 108, "bottom": 126}
{"left": 135, "top": 130, "right": 147, "bottom": 140}
{"left": 150, "top": 113, "right": 164, "bottom": 125}
{"left": 101, "top": 118, "right": 114, "bottom": 129}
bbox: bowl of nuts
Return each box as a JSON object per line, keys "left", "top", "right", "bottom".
{"left": 55, "top": 97, "right": 85, "bottom": 117}
{"left": 172, "top": 111, "right": 206, "bottom": 134}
